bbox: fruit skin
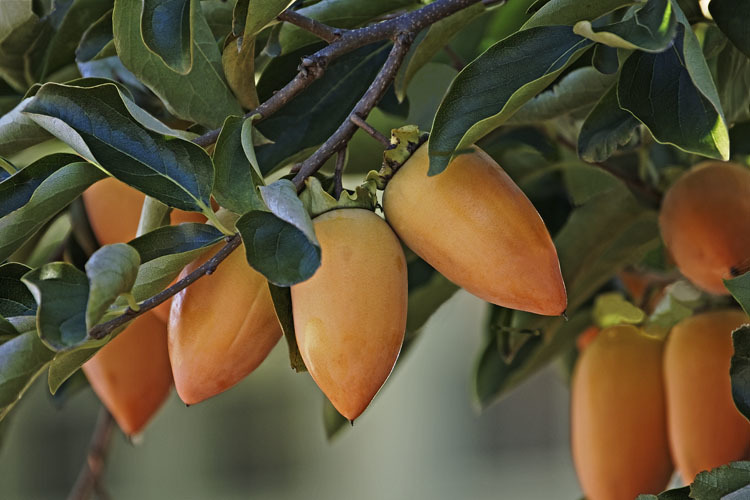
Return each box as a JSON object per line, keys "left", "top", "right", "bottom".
{"left": 382, "top": 143, "right": 566, "bottom": 316}
{"left": 571, "top": 324, "right": 672, "bottom": 500}
{"left": 83, "top": 311, "right": 172, "bottom": 436}
{"left": 291, "top": 209, "right": 408, "bottom": 421}
{"left": 168, "top": 244, "right": 282, "bottom": 405}
{"left": 659, "top": 162, "right": 750, "bottom": 294}
{"left": 663, "top": 309, "right": 750, "bottom": 483}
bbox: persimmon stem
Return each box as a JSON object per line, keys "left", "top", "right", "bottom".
{"left": 350, "top": 114, "right": 390, "bottom": 146}
{"left": 334, "top": 149, "right": 347, "bottom": 199}
{"left": 67, "top": 407, "right": 115, "bottom": 500}
{"left": 277, "top": 10, "right": 343, "bottom": 43}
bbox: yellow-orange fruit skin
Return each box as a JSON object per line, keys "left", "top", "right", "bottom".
{"left": 659, "top": 162, "right": 750, "bottom": 294}
{"left": 168, "top": 245, "right": 282, "bottom": 405}
{"left": 82, "top": 312, "right": 172, "bottom": 436}
{"left": 290, "top": 209, "right": 408, "bottom": 421}
{"left": 663, "top": 310, "right": 750, "bottom": 483}
{"left": 383, "top": 143, "right": 566, "bottom": 316}
{"left": 571, "top": 324, "right": 672, "bottom": 500}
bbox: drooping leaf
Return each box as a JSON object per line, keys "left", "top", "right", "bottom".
{"left": 141, "top": 0, "right": 194, "bottom": 73}
{"left": 522, "top": 0, "right": 638, "bottom": 29}
{"left": 24, "top": 82, "right": 214, "bottom": 212}
{"left": 709, "top": 0, "right": 750, "bottom": 59}
{"left": 428, "top": 26, "right": 592, "bottom": 175}
{"left": 0, "top": 161, "right": 105, "bottom": 262}
{"left": 731, "top": 326, "right": 750, "bottom": 422}
{"left": 113, "top": 0, "right": 242, "bottom": 128}
{"left": 0, "top": 331, "right": 55, "bottom": 421}
{"left": 577, "top": 84, "right": 640, "bottom": 162}
{"left": 127, "top": 223, "right": 224, "bottom": 263}
{"left": 84, "top": 244, "right": 140, "bottom": 330}
{"left": 213, "top": 115, "right": 264, "bottom": 214}
{"left": 617, "top": 20, "right": 729, "bottom": 160}
{"left": 234, "top": 0, "right": 293, "bottom": 38}
{"left": 24, "top": 213, "right": 73, "bottom": 268}
{"left": 690, "top": 462, "right": 750, "bottom": 500}
{"left": 222, "top": 35, "right": 259, "bottom": 110}
{"left": 236, "top": 180, "right": 321, "bottom": 286}
{"left": 48, "top": 346, "right": 99, "bottom": 394}
{"left": 726, "top": 272, "right": 750, "bottom": 317}
{"left": 0, "top": 98, "right": 53, "bottom": 157}
{"left": 267, "top": 283, "right": 305, "bottom": 372}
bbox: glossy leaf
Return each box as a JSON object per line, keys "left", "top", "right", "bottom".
{"left": 141, "top": 0, "right": 193, "bottom": 73}
{"left": 577, "top": 84, "right": 640, "bottom": 162}
{"left": 428, "top": 26, "right": 592, "bottom": 175}
{"left": 127, "top": 223, "right": 224, "bottom": 263}
{"left": 213, "top": 116, "right": 264, "bottom": 214}
{"left": 84, "top": 244, "right": 140, "bottom": 330}
{"left": 113, "top": 0, "right": 241, "bottom": 128}
{"left": 25, "top": 82, "right": 214, "bottom": 212}
{"left": 0, "top": 332, "right": 55, "bottom": 421}
{"left": 731, "top": 326, "right": 750, "bottom": 422}
{"left": 709, "top": 0, "right": 750, "bottom": 58}
{"left": 522, "top": 0, "right": 638, "bottom": 29}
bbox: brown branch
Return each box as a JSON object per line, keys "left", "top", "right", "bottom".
{"left": 334, "top": 149, "right": 346, "bottom": 199}
{"left": 350, "top": 114, "right": 390, "bottom": 146}
{"left": 277, "top": 10, "right": 343, "bottom": 43}
{"left": 67, "top": 408, "right": 115, "bottom": 500}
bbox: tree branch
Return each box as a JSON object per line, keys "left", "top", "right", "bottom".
{"left": 277, "top": 10, "right": 343, "bottom": 43}
{"left": 350, "top": 114, "right": 390, "bottom": 146}
{"left": 67, "top": 408, "right": 115, "bottom": 500}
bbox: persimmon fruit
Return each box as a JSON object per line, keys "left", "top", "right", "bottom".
{"left": 168, "top": 244, "right": 282, "bottom": 405}
{"left": 382, "top": 143, "right": 566, "bottom": 316}
{"left": 83, "top": 311, "right": 172, "bottom": 436}
{"left": 663, "top": 309, "right": 750, "bottom": 483}
{"left": 659, "top": 162, "right": 750, "bottom": 294}
{"left": 290, "top": 208, "right": 408, "bottom": 421}
{"left": 571, "top": 324, "right": 672, "bottom": 500}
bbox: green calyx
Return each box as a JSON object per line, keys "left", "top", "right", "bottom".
{"left": 300, "top": 177, "right": 378, "bottom": 219}
{"left": 367, "top": 125, "right": 428, "bottom": 190}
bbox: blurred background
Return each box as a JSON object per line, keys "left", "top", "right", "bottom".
{"left": 0, "top": 290, "right": 581, "bottom": 500}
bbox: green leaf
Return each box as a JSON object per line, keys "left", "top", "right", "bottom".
{"left": 213, "top": 115, "right": 265, "bottom": 214}
{"left": 84, "top": 244, "right": 140, "bottom": 330}
{"left": 726, "top": 272, "right": 750, "bottom": 317}
{"left": 255, "top": 42, "right": 391, "bottom": 173}
{"left": 731, "top": 326, "right": 750, "bottom": 423}
{"left": 647, "top": 280, "right": 704, "bottom": 331}
{"left": 709, "top": 0, "right": 750, "bottom": 59}
{"left": 510, "top": 66, "right": 616, "bottom": 124}
{"left": 25, "top": 82, "right": 214, "bottom": 212}
{"left": 24, "top": 212, "right": 72, "bottom": 269}
{"left": 0, "top": 263, "right": 36, "bottom": 318}
{"left": 22, "top": 262, "right": 89, "bottom": 351}
{"left": 577, "top": 83, "right": 640, "bottom": 162}
{"left": 635, "top": 486, "right": 691, "bottom": 500}
{"left": 75, "top": 9, "right": 114, "bottom": 63}
{"left": 0, "top": 98, "right": 53, "bottom": 157}
{"left": 141, "top": 0, "right": 194, "bottom": 74}
{"left": 617, "top": 22, "right": 729, "bottom": 160}
{"left": 234, "top": 0, "right": 292, "bottom": 38}
{"left": 0, "top": 0, "right": 41, "bottom": 92}
{"left": 113, "top": 0, "right": 241, "bottom": 128}
{"left": 403, "top": 270, "right": 459, "bottom": 351}
{"left": 573, "top": 0, "right": 677, "bottom": 52}
{"left": 592, "top": 291, "right": 645, "bottom": 328}
{"left": 709, "top": 41, "right": 750, "bottom": 126}
{"left": 0, "top": 331, "right": 55, "bottom": 421}
{"left": 128, "top": 223, "right": 224, "bottom": 263}
{"left": 428, "top": 26, "right": 592, "bottom": 175}
{"left": 690, "top": 462, "right": 750, "bottom": 500}
{"left": 267, "top": 283, "right": 305, "bottom": 372}
{"left": 222, "top": 35, "right": 259, "bottom": 110}
{"left": 48, "top": 346, "right": 98, "bottom": 394}
{"left": 236, "top": 180, "right": 321, "bottom": 286}
{"left": 0, "top": 161, "right": 105, "bottom": 262}
{"left": 522, "top": 0, "right": 640, "bottom": 29}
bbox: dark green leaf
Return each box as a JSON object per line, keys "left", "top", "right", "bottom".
{"left": 50, "top": 368, "right": 88, "bottom": 409}
{"left": 0, "top": 263, "right": 36, "bottom": 318}
{"left": 577, "top": 83, "right": 640, "bottom": 162}
{"left": 710, "top": 42, "right": 750, "bottom": 126}
{"left": 25, "top": 82, "right": 214, "bottom": 212}
{"left": 617, "top": 22, "right": 729, "bottom": 160}
{"left": 113, "top": 0, "right": 241, "bottom": 128}
{"left": 48, "top": 346, "right": 98, "bottom": 394}
{"left": 0, "top": 161, "right": 105, "bottom": 262}
{"left": 75, "top": 9, "right": 114, "bottom": 62}
{"left": 0, "top": 331, "right": 55, "bottom": 421}
{"left": 0, "top": 1, "right": 42, "bottom": 92}
{"left": 255, "top": 42, "right": 391, "bottom": 173}
{"left": 213, "top": 115, "right": 264, "bottom": 214}
{"left": 709, "top": 0, "right": 750, "bottom": 59}
{"left": 635, "top": 486, "right": 691, "bottom": 500}
{"left": 726, "top": 272, "right": 750, "bottom": 316}
{"left": 731, "top": 325, "right": 750, "bottom": 422}
{"left": 730, "top": 122, "right": 750, "bottom": 155}
{"left": 523, "top": 0, "right": 636, "bottom": 29}
{"left": 0, "top": 98, "right": 53, "bottom": 157}
{"left": 128, "top": 223, "right": 224, "bottom": 264}
{"left": 428, "top": 26, "right": 592, "bottom": 175}
{"left": 22, "top": 262, "right": 88, "bottom": 351}
{"left": 234, "top": 0, "right": 292, "bottom": 38}
{"left": 141, "top": 0, "right": 193, "bottom": 73}
{"left": 267, "top": 283, "right": 305, "bottom": 372}
{"left": 84, "top": 244, "right": 140, "bottom": 330}
{"left": 593, "top": 43, "right": 620, "bottom": 74}
{"left": 690, "top": 462, "right": 750, "bottom": 500}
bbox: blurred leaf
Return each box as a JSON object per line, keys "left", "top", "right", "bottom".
{"left": 113, "top": 0, "right": 241, "bottom": 128}
{"left": 592, "top": 291, "right": 645, "bottom": 328}
{"left": 222, "top": 35, "right": 259, "bottom": 109}
{"left": 690, "top": 462, "right": 750, "bottom": 500}
{"left": 0, "top": 161, "right": 105, "bottom": 262}
{"left": 23, "top": 212, "right": 71, "bottom": 268}
{"left": 710, "top": 42, "right": 750, "bottom": 126}
{"left": 267, "top": 283, "right": 305, "bottom": 372}
{"left": 48, "top": 345, "right": 98, "bottom": 394}
{"left": 726, "top": 272, "right": 750, "bottom": 316}
{"left": 618, "top": 20, "right": 729, "bottom": 160}
{"left": 0, "top": 0, "right": 41, "bottom": 92}
{"left": 635, "top": 486, "right": 691, "bottom": 500}
{"left": 236, "top": 180, "right": 321, "bottom": 286}
{"left": 141, "top": 0, "right": 193, "bottom": 73}
{"left": 84, "top": 244, "right": 140, "bottom": 330}
{"left": 722, "top": 484, "right": 750, "bottom": 500}
{"left": 255, "top": 42, "right": 390, "bottom": 173}
{"left": 0, "top": 98, "right": 53, "bottom": 157}
{"left": 25, "top": 82, "right": 214, "bottom": 212}
{"left": 730, "top": 122, "right": 750, "bottom": 156}
{"left": 75, "top": 9, "right": 113, "bottom": 63}
{"left": 127, "top": 223, "right": 224, "bottom": 263}
{"left": 731, "top": 326, "right": 750, "bottom": 423}
{"left": 201, "top": 0, "right": 234, "bottom": 41}
{"left": 510, "top": 66, "right": 615, "bottom": 124}
{"left": 0, "top": 263, "right": 36, "bottom": 318}
{"left": 428, "top": 26, "right": 591, "bottom": 175}
{"left": 573, "top": 0, "right": 676, "bottom": 52}
{"left": 522, "top": 0, "right": 637, "bottom": 29}
{"left": 49, "top": 368, "right": 88, "bottom": 409}
{"left": 234, "top": 0, "right": 292, "bottom": 38}
{"left": 647, "top": 280, "right": 705, "bottom": 333}
{"left": 709, "top": 0, "right": 750, "bottom": 59}
{"left": 593, "top": 43, "right": 619, "bottom": 74}
{"left": 577, "top": 84, "right": 640, "bottom": 162}
{"left": 394, "top": 3, "right": 485, "bottom": 101}
{"left": 0, "top": 331, "right": 55, "bottom": 421}
{"left": 213, "top": 116, "right": 265, "bottom": 215}
{"left": 403, "top": 271, "right": 459, "bottom": 351}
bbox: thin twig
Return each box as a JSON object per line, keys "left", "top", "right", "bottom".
{"left": 350, "top": 114, "right": 390, "bottom": 146}
{"left": 277, "top": 10, "right": 343, "bottom": 43}
{"left": 67, "top": 408, "right": 115, "bottom": 500}
{"left": 334, "top": 149, "right": 347, "bottom": 199}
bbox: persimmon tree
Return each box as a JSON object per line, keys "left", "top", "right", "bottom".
{"left": 2, "top": 0, "right": 750, "bottom": 499}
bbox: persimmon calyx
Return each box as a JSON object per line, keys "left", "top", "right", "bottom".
{"left": 368, "top": 124, "right": 428, "bottom": 189}
{"left": 299, "top": 176, "right": 378, "bottom": 219}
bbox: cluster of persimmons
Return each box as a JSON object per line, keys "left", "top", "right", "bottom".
{"left": 80, "top": 141, "right": 567, "bottom": 436}
{"left": 572, "top": 162, "right": 750, "bottom": 500}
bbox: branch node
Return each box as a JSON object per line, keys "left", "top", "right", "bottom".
{"left": 350, "top": 114, "right": 390, "bottom": 147}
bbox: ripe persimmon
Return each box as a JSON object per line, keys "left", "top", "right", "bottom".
{"left": 83, "top": 311, "right": 172, "bottom": 436}
{"left": 659, "top": 162, "right": 750, "bottom": 294}
{"left": 168, "top": 244, "right": 282, "bottom": 405}
{"left": 291, "top": 208, "right": 408, "bottom": 421}
{"left": 663, "top": 309, "right": 750, "bottom": 483}
{"left": 571, "top": 324, "right": 672, "bottom": 500}
{"left": 383, "top": 143, "right": 566, "bottom": 316}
